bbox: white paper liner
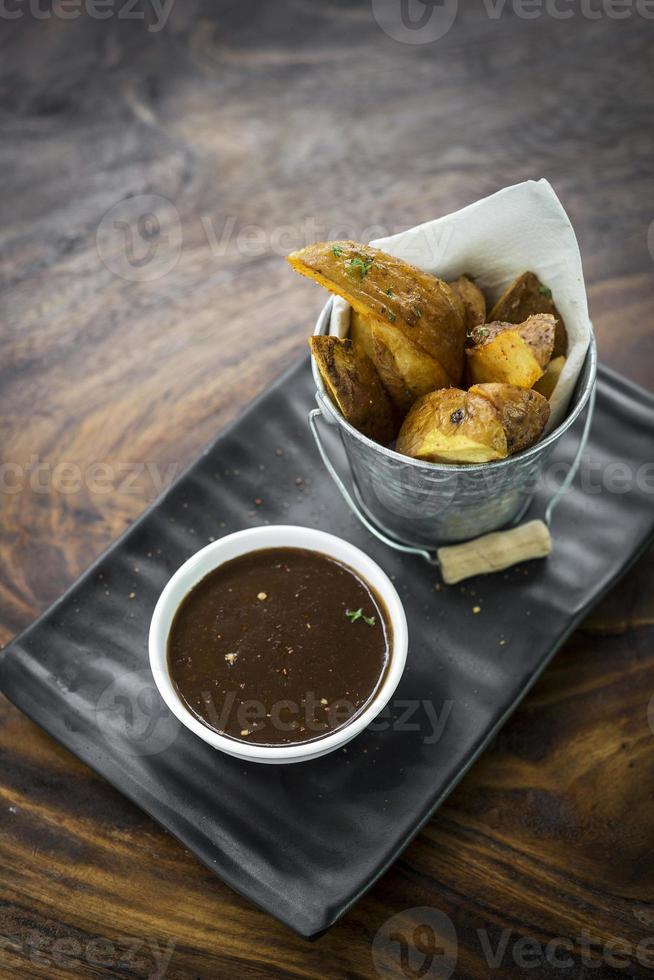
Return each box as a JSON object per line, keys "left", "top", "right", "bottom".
{"left": 329, "top": 179, "right": 592, "bottom": 434}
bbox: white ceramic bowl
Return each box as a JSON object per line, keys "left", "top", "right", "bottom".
{"left": 149, "top": 525, "right": 408, "bottom": 764}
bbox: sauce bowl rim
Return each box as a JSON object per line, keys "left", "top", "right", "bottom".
{"left": 148, "top": 525, "right": 408, "bottom": 763}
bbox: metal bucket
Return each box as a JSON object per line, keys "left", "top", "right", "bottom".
{"left": 310, "top": 298, "right": 598, "bottom": 549}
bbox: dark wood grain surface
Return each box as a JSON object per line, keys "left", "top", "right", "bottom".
{"left": 1, "top": 3, "right": 653, "bottom": 977}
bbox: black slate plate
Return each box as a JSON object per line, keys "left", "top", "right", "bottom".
{"left": 1, "top": 359, "right": 653, "bottom": 937}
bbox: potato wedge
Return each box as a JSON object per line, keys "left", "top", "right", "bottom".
{"left": 349, "top": 308, "right": 376, "bottom": 362}
{"left": 488, "top": 271, "right": 567, "bottom": 358}
{"left": 533, "top": 355, "right": 566, "bottom": 399}
{"left": 288, "top": 241, "right": 465, "bottom": 384}
{"left": 470, "top": 383, "right": 550, "bottom": 455}
{"left": 448, "top": 275, "right": 486, "bottom": 334}
{"left": 466, "top": 314, "right": 556, "bottom": 387}
{"left": 350, "top": 310, "right": 452, "bottom": 415}
{"left": 370, "top": 319, "right": 452, "bottom": 415}
{"left": 309, "top": 336, "right": 397, "bottom": 445}
{"left": 396, "top": 388, "right": 508, "bottom": 464}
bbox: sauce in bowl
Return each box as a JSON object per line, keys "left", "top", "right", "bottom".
{"left": 167, "top": 547, "right": 391, "bottom": 745}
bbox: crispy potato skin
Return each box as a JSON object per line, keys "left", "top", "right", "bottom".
{"left": 489, "top": 271, "right": 567, "bottom": 358}
{"left": 370, "top": 320, "right": 452, "bottom": 415}
{"left": 449, "top": 275, "right": 486, "bottom": 334}
{"left": 466, "top": 314, "right": 555, "bottom": 387}
{"left": 396, "top": 388, "right": 508, "bottom": 464}
{"left": 518, "top": 314, "right": 556, "bottom": 368}
{"left": 470, "top": 383, "right": 550, "bottom": 454}
{"left": 309, "top": 336, "right": 397, "bottom": 445}
{"left": 533, "top": 355, "right": 566, "bottom": 399}
{"left": 470, "top": 314, "right": 555, "bottom": 366}
{"left": 288, "top": 241, "right": 465, "bottom": 384}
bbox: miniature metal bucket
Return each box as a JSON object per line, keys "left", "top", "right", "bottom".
{"left": 310, "top": 298, "right": 598, "bottom": 548}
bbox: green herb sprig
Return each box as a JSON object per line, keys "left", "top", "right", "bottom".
{"left": 346, "top": 607, "right": 376, "bottom": 627}
{"left": 539, "top": 284, "right": 553, "bottom": 299}
{"left": 347, "top": 256, "right": 373, "bottom": 280}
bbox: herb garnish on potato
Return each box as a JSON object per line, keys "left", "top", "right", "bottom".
{"left": 288, "top": 241, "right": 466, "bottom": 386}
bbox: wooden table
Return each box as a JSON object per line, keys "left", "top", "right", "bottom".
{"left": 1, "top": 4, "right": 653, "bottom": 977}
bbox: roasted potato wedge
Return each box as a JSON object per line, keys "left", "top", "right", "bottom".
{"left": 488, "top": 271, "right": 567, "bottom": 358}
{"left": 309, "top": 336, "right": 397, "bottom": 445}
{"left": 288, "top": 241, "right": 465, "bottom": 384}
{"left": 349, "top": 308, "right": 376, "bottom": 362}
{"left": 466, "top": 314, "right": 555, "bottom": 387}
{"left": 350, "top": 309, "right": 451, "bottom": 415}
{"left": 396, "top": 388, "right": 508, "bottom": 464}
{"left": 470, "top": 383, "right": 550, "bottom": 455}
{"left": 370, "top": 320, "right": 452, "bottom": 415}
{"left": 448, "top": 275, "right": 486, "bottom": 334}
{"left": 533, "top": 355, "right": 566, "bottom": 399}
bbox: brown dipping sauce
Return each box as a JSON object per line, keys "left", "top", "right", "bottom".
{"left": 167, "top": 547, "right": 391, "bottom": 745}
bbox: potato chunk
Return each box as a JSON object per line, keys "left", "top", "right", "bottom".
{"left": 470, "top": 383, "right": 550, "bottom": 454}
{"left": 396, "top": 388, "right": 508, "bottom": 464}
{"left": 349, "top": 309, "right": 376, "bottom": 362}
{"left": 488, "top": 271, "right": 567, "bottom": 357}
{"left": 448, "top": 275, "right": 486, "bottom": 334}
{"left": 466, "top": 314, "right": 555, "bottom": 387}
{"left": 309, "top": 336, "right": 397, "bottom": 445}
{"left": 350, "top": 310, "right": 451, "bottom": 415}
{"left": 533, "top": 355, "right": 566, "bottom": 399}
{"left": 288, "top": 241, "right": 465, "bottom": 384}
{"left": 370, "top": 320, "right": 452, "bottom": 415}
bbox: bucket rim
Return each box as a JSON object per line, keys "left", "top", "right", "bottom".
{"left": 311, "top": 296, "right": 598, "bottom": 474}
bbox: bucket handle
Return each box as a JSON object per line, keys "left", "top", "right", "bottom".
{"left": 308, "top": 379, "right": 597, "bottom": 576}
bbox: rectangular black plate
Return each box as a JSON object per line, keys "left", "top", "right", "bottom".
{"left": 1, "top": 359, "right": 653, "bottom": 937}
